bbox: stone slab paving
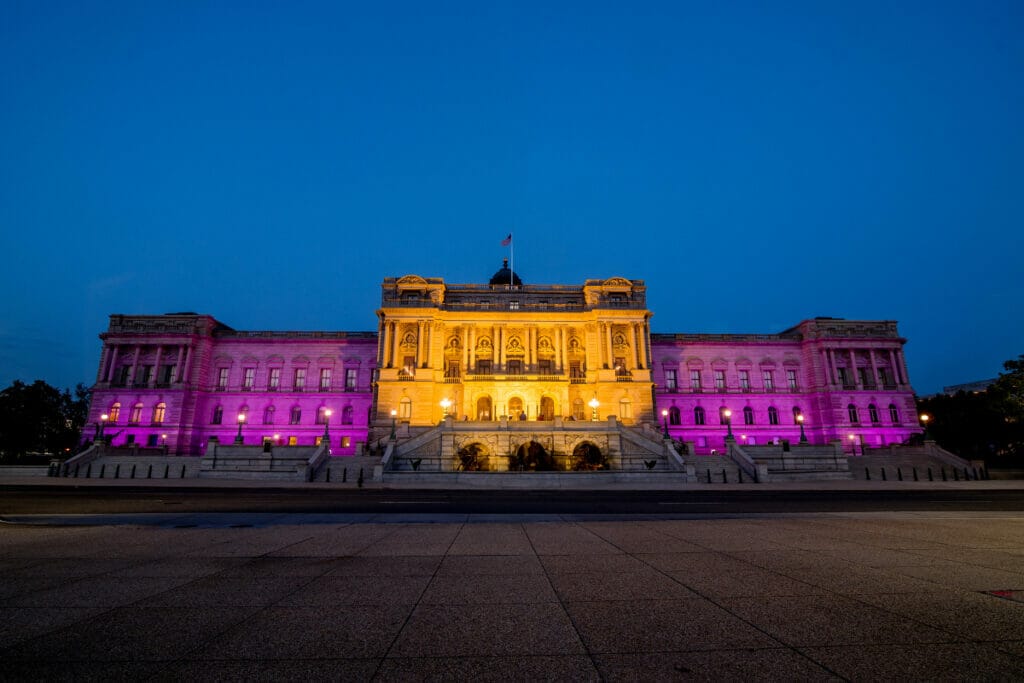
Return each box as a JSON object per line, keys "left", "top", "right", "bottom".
{"left": 0, "top": 513, "right": 1023, "bottom": 680}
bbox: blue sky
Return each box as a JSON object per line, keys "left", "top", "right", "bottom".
{"left": 2, "top": 0, "right": 1021, "bottom": 394}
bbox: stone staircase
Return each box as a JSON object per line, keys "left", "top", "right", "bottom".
{"left": 735, "top": 442, "right": 852, "bottom": 482}
{"left": 198, "top": 444, "right": 327, "bottom": 481}
{"left": 687, "top": 455, "right": 747, "bottom": 483}
{"left": 310, "top": 456, "right": 382, "bottom": 484}
{"left": 853, "top": 442, "right": 984, "bottom": 481}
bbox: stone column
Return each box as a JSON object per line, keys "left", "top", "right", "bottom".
{"left": 130, "top": 345, "right": 141, "bottom": 385}
{"left": 605, "top": 323, "right": 614, "bottom": 368}
{"left": 631, "top": 324, "right": 641, "bottom": 369}
{"left": 390, "top": 321, "right": 399, "bottom": 368}
{"left": 850, "top": 349, "right": 861, "bottom": 389}
{"left": 497, "top": 326, "right": 505, "bottom": 370}
{"left": 107, "top": 345, "right": 120, "bottom": 382}
{"left": 468, "top": 326, "right": 476, "bottom": 371}
{"left": 869, "top": 349, "right": 879, "bottom": 388}
{"left": 181, "top": 345, "right": 192, "bottom": 383}
{"left": 896, "top": 349, "right": 909, "bottom": 386}
{"left": 380, "top": 319, "right": 390, "bottom": 368}
{"left": 462, "top": 326, "right": 469, "bottom": 371}
{"left": 417, "top": 321, "right": 425, "bottom": 368}
{"left": 888, "top": 349, "right": 899, "bottom": 385}
{"left": 151, "top": 346, "right": 162, "bottom": 387}
{"left": 829, "top": 348, "right": 840, "bottom": 387}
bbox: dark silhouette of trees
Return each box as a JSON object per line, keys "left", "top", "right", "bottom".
{"left": 917, "top": 355, "right": 1024, "bottom": 461}
{"left": 0, "top": 380, "right": 91, "bottom": 462}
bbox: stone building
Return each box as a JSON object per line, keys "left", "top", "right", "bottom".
{"left": 84, "top": 263, "right": 921, "bottom": 457}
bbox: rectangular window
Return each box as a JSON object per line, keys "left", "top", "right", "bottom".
{"left": 476, "top": 359, "right": 492, "bottom": 375}
{"left": 217, "top": 368, "right": 229, "bottom": 390}
{"left": 242, "top": 367, "right": 255, "bottom": 390}
{"left": 319, "top": 368, "right": 331, "bottom": 391}
{"left": 619, "top": 400, "right": 632, "bottom": 419}
{"left": 538, "top": 359, "right": 553, "bottom": 375}
{"left": 858, "top": 368, "right": 873, "bottom": 388}
{"left": 614, "top": 357, "right": 626, "bottom": 374}
{"left": 341, "top": 436, "right": 351, "bottom": 448}
{"left": 569, "top": 361, "right": 583, "bottom": 379}
{"left": 664, "top": 369, "right": 677, "bottom": 391}
{"left": 762, "top": 370, "right": 774, "bottom": 392}
{"left": 838, "top": 367, "right": 852, "bottom": 387}
{"left": 879, "top": 368, "right": 892, "bottom": 387}
{"left": 786, "top": 370, "right": 798, "bottom": 391}
{"left": 509, "top": 301, "right": 519, "bottom": 310}
{"left": 690, "top": 370, "right": 702, "bottom": 391}
{"left": 289, "top": 407, "right": 302, "bottom": 424}
{"left": 288, "top": 436, "right": 297, "bottom": 446}
{"left": 116, "top": 366, "right": 131, "bottom": 386}
{"left": 137, "top": 365, "right": 153, "bottom": 386}
{"left": 714, "top": 370, "right": 725, "bottom": 390}
{"left": 268, "top": 368, "right": 281, "bottom": 390}
{"left": 294, "top": 368, "right": 306, "bottom": 390}
{"left": 158, "top": 365, "right": 175, "bottom": 385}
{"left": 401, "top": 356, "right": 416, "bottom": 377}
{"left": 739, "top": 370, "right": 750, "bottom": 391}
{"left": 345, "top": 368, "right": 357, "bottom": 390}
{"left": 507, "top": 359, "right": 523, "bottom": 375}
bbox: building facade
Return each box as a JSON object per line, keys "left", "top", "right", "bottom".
{"left": 85, "top": 265, "right": 921, "bottom": 456}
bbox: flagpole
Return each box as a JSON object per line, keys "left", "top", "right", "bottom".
{"left": 509, "top": 232, "right": 514, "bottom": 289}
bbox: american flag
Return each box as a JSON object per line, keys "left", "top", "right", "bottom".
{"left": 500, "top": 233, "right": 512, "bottom": 246}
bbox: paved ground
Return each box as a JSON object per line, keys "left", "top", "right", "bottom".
{"left": 2, "top": 509, "right": 1024, "bottom": 680}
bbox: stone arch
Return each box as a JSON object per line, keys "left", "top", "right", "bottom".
{"left": 571, "top": 441, "right": 607, "bottom": 471}
{"left": 510, "top": 440, "right": 555, "bottom": 471}
{"left": 457, "top": 442, "right": 489, "bottom": 472}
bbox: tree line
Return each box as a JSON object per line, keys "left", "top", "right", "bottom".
{"left": 0, "top": 380, "right": 90, "bottom": 463}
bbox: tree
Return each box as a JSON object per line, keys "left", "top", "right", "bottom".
{"left": 0, "top": 380, "right": 91, "bottom": 461}
{"left": 916, "top": 354, "right": 1024, "bottom": 461}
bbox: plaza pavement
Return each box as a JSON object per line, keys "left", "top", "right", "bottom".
{"left": 2, "top": 476, "right": 1024, "bottom": 681}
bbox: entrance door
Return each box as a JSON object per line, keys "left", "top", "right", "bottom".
{"left": 539, "top": 397, "right": 555, "bottom": 421}
{"left": 476, "top": 396, "right": 492, "bottom": 421}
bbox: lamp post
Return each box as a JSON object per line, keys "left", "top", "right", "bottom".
{"left": 661, "top": 409, "right": 669, "bottom": 438}
{"left": 323, "top": 408, "right": 332, "bottom": 444}
{"left": 848, "top": 433, "right": 857, "bottom": 456}
{"left": 390, "top": 409, "right": 397, "bottom": 440}
{"left": 161, "top": 433, "right": 168, "bottom": 447}
{"left": 796, "top": 413, "right": 807, "bottom": 444}
{"left": 440, "top": 398, "right": 451, "bottom": 421}
{"left": 273, "top": 433, "right": 280, "bottom": 446}
{"left": 920, "top": 413, "right": 930, "bottom": 440}
{"left": 723, "top": 409, "right": 733, "bottom": 439}
{"left": 235, "top": 413, "right": 246, "bottom": 444}
{"left": 96, "top": 413, "right": 109, "bottom": 442}
{"left": 588, "top": 397, "right": 599, "bottom": 421}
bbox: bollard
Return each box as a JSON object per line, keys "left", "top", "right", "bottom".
{"left": 74, "top": 465, "right": 80, "bottom": 478}
{"left": 326, "top": 467, "right": 330, "bottom": 483}
{"left": 181, "top": 464, "right": 186, "bottom": 478}
{"left": 913, "top": 467, "right": 918, "bottom": 481}
{"left": 130, "top": 464, "right": 136, "bottom": 479}
{"left": 928, "top": 467, "right": 933, "bottom": 481}
{"left": 86, "top": 463, "right": 92, "bottom": 478}
{"left": 357, "top": 467, "right": 364, "bottom": 488}
{"left": 147, "top": 464, "right": 152, "bottom": 479}
{"left": 164, "top": 464, "right": 169, "bottom": 478}
{"left": 953, "top": 468, "right": 959, "bottom": 481}
{"left": 964, "top": 467, "right": 971, "bottom": 481}
{"left": 738, "top": 469, "right": 743, "bottom": 483}
{"left": 881, "top": 468, "right": 887, "bottom": 481}
{"left": 706, "top": 469, "right": 712, "bottom": 484}
{"left": 342, "top": 467, "right": 347, "bottom": 483}
{"left": 941, "top": 467, "right": 947, "bottom": 481}
{"left": 99, "top": 464, "right": 105, "bottom": 478}
{"left": 865, "top": 467, "right": 870, "bottom": 481}
{"left": 897, "top": 467, "right": 903, "bottom": 481}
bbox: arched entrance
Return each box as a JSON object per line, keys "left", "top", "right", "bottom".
{"left": 457, "top": 442, "right": 489, "bottom": 471}
{"left": 476, "top": 396, "right": 492, "bottom": 421}
{"left": 571, "top": 442, "right": 607, "bottom": 471}
{"left": 510, "top": 441, "right": 555, "bottom": 471}
{"left": 539, "top": 396, "right": 555, "bottom": 421}
{"left": 508, "top": 396, "right": 524, "bottom": 420}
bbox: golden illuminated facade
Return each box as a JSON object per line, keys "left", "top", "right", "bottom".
{"left": 373, "top": 262, "right": 655, "bottom": 431}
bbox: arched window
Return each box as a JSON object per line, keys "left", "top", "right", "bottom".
{"left": 108, "top": 402, "right": 121, "bottom": 423}
{"left": 848, "top": 403, "right": 859, "bottom": 424}
{"left": 152, "top": 403, "right": 166, "bottom": 424}
{"left": 618, "top": 399, "right": 632, "bottom": 419}
{"left": 889, "top": 404, "right": 900, "bottom": 424}
{"left": 289, "top": 406, "right": 302, "bottom": 424}
{"left": 262, "top": 405, "right": 275, "bottom": 425}
{"left": 212, "top": 406, "right": 223, "bottom": 424}
{"left": 868, "top": 404, "right": 880, "bottom": 423}
{"left": 719, "top": 407, "right": 730, "bottom": 425}
{"left": 743, "top": 406, "right": 754, "bottom": 425}
{"left": 792, "top": 406, "right": 802, "bottom": 424}
{"left": 129, "top": 402, "right": 143, "bottom": 424}
{"left": 315, "top": 406, "right": 328, "bottom": 425}
{"left": 399, "top": 397, "right": 412, "bottom": 419}
{"left": 767, "top": 406, "right": 779, "bottom": 425}
{"left": 694, "top": 406, "right": 706, "bottom": 425}
{"left": 668, "top": 406, "right": 681, "bottom": 425}
{"left": 341, "top": 406, "right": 353, "bottom": 425}
{"left": 572, "top": 398, "right": 584, "bottom": 421}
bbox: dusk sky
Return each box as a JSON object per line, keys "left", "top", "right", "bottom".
{"left": 2, "top": 1, "right": 1021, "bottom": 395}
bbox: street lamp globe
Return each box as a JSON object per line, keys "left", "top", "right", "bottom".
{"left": 723, "top": 408, "right": 733, "bottom": 439}
{"left": 661, "top": 408, "right": 669, "bottom": 438}
{"left": 588, "top": 397, "right": 599, "bottom": 421}
{"left": 440, "top": 398, "right": 451, "bottom": 420}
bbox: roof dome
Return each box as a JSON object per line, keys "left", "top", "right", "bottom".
{"left": 489, "top": 258, "right": 523, "bottom": 287}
